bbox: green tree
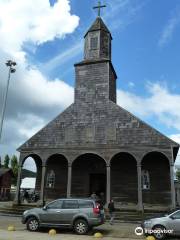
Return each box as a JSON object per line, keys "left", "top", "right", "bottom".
{"left": 176, "top": 169, "right": 180, "bottom": 182}
{"left": 4, "top": 154, "right": 10, "bottom": 168}
{"left": 10, "top": 155, "right": 19, "bottom": 185}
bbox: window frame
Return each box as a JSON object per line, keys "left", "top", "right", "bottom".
{"left": 90, "top": 37, "right": 98, "bottom": 50}
{"left": 46, "top": 169, "right": 55, "bottom": 188}
{"left": 142, "top": 170, "right": 150, "bottom": 190}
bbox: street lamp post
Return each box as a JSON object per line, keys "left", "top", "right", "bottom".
{"left": 0, "top": 60, "right": 17, "bottom": 143}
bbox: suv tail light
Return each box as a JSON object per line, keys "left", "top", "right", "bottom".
{"left": 93, "top": 204, "right": 100, "bottom": 214}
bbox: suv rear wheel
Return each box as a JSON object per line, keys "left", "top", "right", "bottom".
{"left": 74, "top": 219, "right": 88, "bottom": 234}
{"left": 27, "top": 217, "right": 39, "bottom": 231}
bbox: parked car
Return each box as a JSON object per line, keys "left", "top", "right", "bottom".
{"left": 142, "top": 209, "right": 180, "bottom": 239}
{"left": 22, "top": 198, "right": 105, "bottom": 234}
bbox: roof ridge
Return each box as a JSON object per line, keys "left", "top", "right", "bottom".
{"left": 84, "top": 17, "right": 111, "bottom": 38}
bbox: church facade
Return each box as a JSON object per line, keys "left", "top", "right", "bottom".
{"left": 15, "top": 16, "right": 179, "bottom": 210}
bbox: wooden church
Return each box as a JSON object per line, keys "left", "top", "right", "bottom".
{"left": 15, "top": 6, "right": 179, "bottom": 210}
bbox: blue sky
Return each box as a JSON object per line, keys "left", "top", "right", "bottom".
{"left": 0, "top": 0, "right": 180, "bottom": 168}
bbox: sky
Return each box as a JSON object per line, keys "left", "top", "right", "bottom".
{"left": 0, "top": 0, "right": 180, "bottom": 170}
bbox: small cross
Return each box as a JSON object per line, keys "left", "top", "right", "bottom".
{"left": 93, "top": 1, "right": 106, "bottom": 17}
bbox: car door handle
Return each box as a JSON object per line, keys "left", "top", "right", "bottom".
{"left": 56, "top": 210, "right": 61, "bottom": 213}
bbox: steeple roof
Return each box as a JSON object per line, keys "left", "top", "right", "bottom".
{"left": 84, "top": 17, "right": 112, "bottom": 39}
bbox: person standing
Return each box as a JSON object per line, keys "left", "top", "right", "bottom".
{"left": 108, "top": 199, "right": 115, "bottom": 225}
{"left": 91, "top": 192, "right": 98, "bottom": 200}
{"left": 23, "top": 189, "right": 29, "bottom": 203}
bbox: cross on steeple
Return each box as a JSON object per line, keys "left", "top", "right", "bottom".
{"left": 93, "top": 1, "right": 106, "bottom": 17}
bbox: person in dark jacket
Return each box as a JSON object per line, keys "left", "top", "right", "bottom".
{"left": 23, "top": 190, "right": 29, "bottom": 203}
{"left": 108, "top": 199, "right": 115, "bottom": 225}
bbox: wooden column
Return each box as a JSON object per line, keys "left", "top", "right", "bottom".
{"left": 170, "top": 147, "right": 176, "bottom": 210}
{"left": 137, "top": 163, "right": 143, "bottom": 211}
{"left": 170, "top": 163, "right": 176, "bottom": 209}
{"left": 67, "top": 164, "right": 72, "bottom": 198}
{"left": 39, "top": 165, "right": 46, "bottom": 205}
{"left": 106, "top": 165, "right": 111, "bottom": 204}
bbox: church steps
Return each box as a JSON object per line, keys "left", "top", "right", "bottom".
{"left": 0, "top": 204, "right": 36, "bottom": 215}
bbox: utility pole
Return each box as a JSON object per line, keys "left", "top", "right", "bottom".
{"left": 0, "top": 60, "right": 17, "bottom": 143}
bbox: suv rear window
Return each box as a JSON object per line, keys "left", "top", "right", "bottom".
{"left": 78, "top": 200, "right": 94, "bottom": 208}
{"left": 62, "top": 200, "right": 78, "bottom": 209}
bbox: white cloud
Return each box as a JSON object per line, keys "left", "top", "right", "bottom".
{"left": 169, "top": 134, "right": 180, "bottom": 166}
{"left": 104, "top": 0, "right": 147, "bottom": 31}
{"left": 158, "top": 6, "right": 180, "bottom": 47}
{"left": 1, "top": 63, "right": 74, "bottom": 150}
{"left": 11, "top": 67, "right": 74, "bottom": 109}
{"left": 170, "top": 134, "right": 180, "bottom": 144}
{"left": 117, "top": 83, "right": 180, "bottom": 165}
{"left": 23, "top": 157, "right": 37, "bottom": 172}
{"left": 117, "top": 82, "right": 180, "bottom": 130}
{"left": 0, "top": 0, "right": 79, "bottom": 159}
{"left": 0, "top": 0, "right": 79, "bottom": 55}
{"left": 43, "top": 40, "right": 83, "bottom": 73}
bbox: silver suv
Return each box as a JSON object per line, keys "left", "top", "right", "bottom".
{"left": 142, "top": 209, "right": 180, "bottom": 239}
{"left": 22, "top": 198, "right": 104, "bottom": 234}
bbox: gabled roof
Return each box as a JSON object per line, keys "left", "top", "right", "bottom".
{"left": 17, "top": 101, "right": 179, "bottom": 161}
{"left": 84, "top": 17, "right": 112, "bottom": 39}
{"left": 0, "top": 168, "right": 13, "bottom": 177}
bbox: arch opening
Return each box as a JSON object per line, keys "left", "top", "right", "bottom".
{"left": 111, "top": 152, "right": 138, "bottom": 206}
{"left": 20, "top": 154, "right": 42, "bottom": 203}
{"left": 45, "top": 154, "right": 68, "bottom": 201}
{"left": 72, "top": 153, "right": 106, "bottom": 202}
{"left": 141, "top": 151, "right": 171, "bottom": 205}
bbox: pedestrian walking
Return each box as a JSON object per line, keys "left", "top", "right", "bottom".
{"left": 108, "top": 199, "right": 115, "bottom": 225}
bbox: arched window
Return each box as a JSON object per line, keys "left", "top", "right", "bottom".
{"left": 142, "top": 170, "right": 150, "bottom": 190}
{"left": 46, "top": 170, "right": 55, "bottom": 188}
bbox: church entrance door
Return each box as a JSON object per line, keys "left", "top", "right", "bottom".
{"left": 71, "top": 153, "right": 106, "bottom": 200}
{"left": 90, "top": 173, "right": 106, "bottom": 199}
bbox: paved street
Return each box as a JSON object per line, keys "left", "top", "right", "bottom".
{"left": 0, "top": 215, "right": 179, "bottom": 240}
{"left": 0, "top": 215, "right": 143, "bottom": 239}
{"left": 0, "top": 230, "right": 138, "bottom": 240}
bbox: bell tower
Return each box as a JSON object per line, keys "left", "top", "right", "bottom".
{"left": 74, "top": 4, "right": 117, "bottom": 104}
{"left": 84, "top": 17, "right": 112, "bottom": 60}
